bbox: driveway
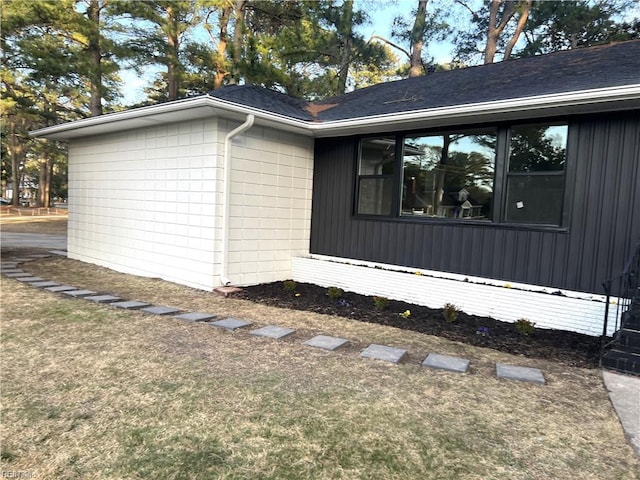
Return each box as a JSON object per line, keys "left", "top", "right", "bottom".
{"left": 0, "top": 232, "right": 67, "bottom": 250}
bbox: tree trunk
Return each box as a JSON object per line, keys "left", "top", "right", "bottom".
{"left": 337, "top": 0, "right": 354, "bottom": 93}
{"left": 503, "top": 0, "right": 531, "bottom": 60}
{"left": 166, "top": 5, "right": 180, "bottom": 101}
{"left": 87, "top": 0, "right": 103, "bottom": 115}
{"left": 213, "top": 5, "right": 232, "bottom": 89}
{"left": 434, "top": 135, "right": 451, "bottom": 212}
{"left": 7, "top": 117, "right": 26, "bottom": 206}
{"left": 38, "top": 158, "right": 52, "bottom": 207}
{"left": 409, "top": 0, "right": 429, "bottom": 77}
{"left": 484, "top": 0, "right": 516, "bottom": 64}
{"left": 230, "top": 0, "right": 246, "bottom": 84}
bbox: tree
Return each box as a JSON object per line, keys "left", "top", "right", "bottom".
{"left": 371, "top": 0, "right": 451, "bottom": 77}
{"left": 113, "top": 0, "right": 204, "bottom": 102}
{"left": 454, "top": 0, "right": 531, "bottom": 64}
{"left": 521, "top": 0, "right": 640, "bottom": 56}
{"left": 1, "top": 0, "right": 124, "bottom": 205}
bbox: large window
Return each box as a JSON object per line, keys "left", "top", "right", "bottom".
{"left": 355, "top": 122, "right": 569, "bottom": 227}
{"left": 401, "top": 129, "right": 496, "bottom": 220}
{"left": 505, "top": 124, "right": 568, "bottom": 225}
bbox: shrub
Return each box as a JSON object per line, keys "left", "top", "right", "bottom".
{"left": 515, "top": 318, "right": 536, "bottom": 336}
{"left": 326, "top": 286, "right": 344, "bottom": 299}
{"left": 372, "top": 296, "right": 390, "bottom": 311}
{"left": 442, "top": 303, "right": 459, "bottom": 323}
{"left": 283, "top": 280, "right": 297, "bottom": 293}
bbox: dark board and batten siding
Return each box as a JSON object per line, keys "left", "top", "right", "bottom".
{"left": 309, "top": 111, "right": 640, "bottom": 295}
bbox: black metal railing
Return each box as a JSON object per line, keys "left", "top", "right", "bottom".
{"left": 602, "top": 239, "right": 640, "bottom": 348}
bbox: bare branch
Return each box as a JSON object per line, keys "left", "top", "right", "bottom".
{"left": 368, "top": 35, "right": 411, "bottom": 60}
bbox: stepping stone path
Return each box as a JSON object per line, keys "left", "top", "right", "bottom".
{"left": 63, "top": 289, "right": 97, "bottom": 297}
{"left": 3, "top": 254, "right": 549, "bottom": 386}
{"left": 496, "top": 363, "right": 545, "bottom": 385}
{"left": 251, "top": 325, "right": 296, "bottom": 339}
{"left": 45, "top": 285, "right": 78, "bottom": 292}
{"left": 174, "top": 312, "right": 216, "bottom": 322}
{"left": 29, "top": 281, "right": 61, "bottom": 288}
{"left": 141, "top": 306, "right": 181, "bottom": 315}
{"left": 4, "top": 272, "right": 28, "bottom": 278}
{"left": 84, "top": 294, "right": 122, "bottom": 303}
{"left": 210, "top": 318, "right": 252, "bottom": 331}
{"left": 111, "top": 301, "right": 150, "bottom": 310}
{"left": 304, "top": 335, "right": 349, "bottom": 351}
{"left": 422, "top": 353, "right": 470, "bottom": 374}
{"left": 361, "top": 344, "right": 407, "bottom": 364}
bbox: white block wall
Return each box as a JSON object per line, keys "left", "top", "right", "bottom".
{"left": 223, "top": 121, "right": 314, "bottom": 286}
{"left": 68, "top": 118, "right": 220, "bottom": 290}
{"left": 67, "top": 117, "right": 314, "bottom": 291}
{"left": 293, "top": 255, "right": 616, "bottom": 336}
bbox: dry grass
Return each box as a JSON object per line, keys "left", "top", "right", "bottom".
{"left": 0, "top": 214, "right": 68, "bottom": 235}
{"left": 1, "top": 253, "right": 639, "bottom": 479}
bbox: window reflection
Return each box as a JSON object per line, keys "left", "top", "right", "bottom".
{"left": 505, "top": 124, "right": 567, "bottom": 225}
{"left": 401, "top": 130, "right": 496, "bottom": 220}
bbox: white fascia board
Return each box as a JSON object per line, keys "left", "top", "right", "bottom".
{"left": 309, "top": 84, "right": 640, "bottom": 137}
{"left": 30, "top": 96, "right": 220, "bottom": 140}
{"left": 29, "top": 95, "right": 314, "bottom": 140}
{"left": 30, "top": 85, "right": 640, "bottom": 141}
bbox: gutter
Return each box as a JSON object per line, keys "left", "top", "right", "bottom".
{"left": 219, "top": 114, "right": 255, "bottom": 286}
{"left": 30, "top": 85, "right": 640, "bottom": 141}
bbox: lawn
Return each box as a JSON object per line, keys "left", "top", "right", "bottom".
{"left": 0, "top": 213, "right": 68, "bottom": 235}
{"left": 1, "top": 222, "right": 639, "bottom": 479}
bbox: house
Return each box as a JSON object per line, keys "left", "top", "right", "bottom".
{"left": 31, "top": 40, "right": 640, "bottom": 338}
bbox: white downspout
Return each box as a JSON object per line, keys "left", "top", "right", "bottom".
{"left": 219, "top": 114, "right": 255, "bottom": 286}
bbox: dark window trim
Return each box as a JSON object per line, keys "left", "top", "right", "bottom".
{"left": 353, "top": 119, "right": 572, "bottom": 230}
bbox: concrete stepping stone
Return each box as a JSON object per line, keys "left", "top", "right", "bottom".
{"left": 49, "top": 250, "right": 68, "bottom": 256}
{"left": 361, "top": 344, "right": 407, "bottom": 364}
{"left": 27, "top": 254, "right": 51, "bottom": 258}
{"left": 304, "top": 335, "right": 350, "bottom": 351}
{"left": 422, "top": 353, "right": 470, "bottom": 374}
{"left": 15, "top": 276, "right": 45, "bottom": 282}
{"left": 210, "top": 318, "right": 252, "bottom": 330}
{"left": 29, "top": 281, "right": 61, "bottom": 288}
{"left": 45, "top": 285, "right": 78, "bottom": 292}
{"left": 251, "top": 325, "right": 296, "bottom": 339}
{"left": 11, "top": 258, "right": 35, "bottom": 262}
{"left": 111, "top": 300, "right": 151, "bottom": 310}
{"left": 1, "top": 269, "right": 24, "bottom": 274}
{"left": 3, "top": 271, "right": 27, "bottom": 277}
{"left": 63, "top": 289, "right": 97, "bottom": 297}
{"left": 84, "top": 294, "right": 122, "bottom": 303}
{"left": 174, "top": 312, "right": 216, "bottom": 322}
{"left": 140, "top": 305, "right": 181, "bottom": 315}
{"left": 496, "top": 363, "right": 545, "bottom": 385}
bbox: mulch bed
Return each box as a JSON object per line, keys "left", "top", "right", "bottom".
{"left": 239, "top": 281, "right": 602, "bottom": 369}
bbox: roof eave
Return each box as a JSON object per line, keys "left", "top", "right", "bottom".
{"left": 30, "top": 85, "right": 640, "bottom": 141}
{"left": 309, "top": 85, "right": 640, "bottom": 137}
{"left": 29, "top": 95, "right": 314, "bottom": 140}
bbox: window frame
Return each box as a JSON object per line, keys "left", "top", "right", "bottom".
{"left": 353, "top": 120, "right": 572, "bottom": 230}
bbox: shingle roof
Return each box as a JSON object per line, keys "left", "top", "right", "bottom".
{"left": 208, "top": 40, "right": 640, "bottom": 122}
{"left": 210, "top": 84, "right": 315, "bottom": 121}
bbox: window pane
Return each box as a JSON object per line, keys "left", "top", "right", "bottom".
{"left": 401, "top": 130, "right": 496, "bottom": 220}
{"left": 359, "top": 137, "right": 396, "bottom": 175}
{"left": 357, "top": 177, "right": 394, "bottom": 215}
{"left": 509, "top": 125, "right": 568, "bottom": 172}
{"left": 505, "top": 175, "right": 564, "bottom": 225}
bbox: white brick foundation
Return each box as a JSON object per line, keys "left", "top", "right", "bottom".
{"left": 292, "top": 255, "right": 618, "bottom": 336}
